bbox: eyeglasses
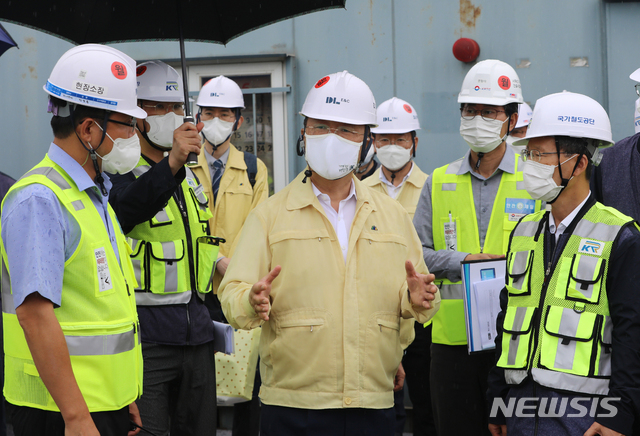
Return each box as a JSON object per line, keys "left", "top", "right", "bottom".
{"left": 143, "top": 102, "right": 185, "bottom": 114}
{"left": 520, "top": 149, "right": 564, "bottom": 162}
{"left": 460, "top": 107, "right": 506, "bottom": 121}
{"left": 374, "top": 137, "right": 412, "bottom": 147}
{"left": 107, "top": 118, "right": 136, "bottom": 135}
{"left": 306, "top": 124, "right": 365, "bottom": 142}
{"left": 200, "top": 109, "right": 237, "bottom": 122}
{"left": 635, "top": 83, "right": 640, "bottom": 97}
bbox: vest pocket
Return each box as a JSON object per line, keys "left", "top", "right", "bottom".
{"left": 565, "top": 254, "right": 606, "bottom": 304}
{"left": 148, "top": 240, "right": 186, "bottom": 294}
{"left": 540, "top": 305, "right": 600, "bottom": 376}
{"left": 595, "top": 315, "right": 612, "bottom": 377}
{"left": 189, "top": 187, "right": 213, "bottom": 224}
{"left": 196, "top": 236, "right": 224, "bottom": 294}
{"left": 506, "top": 250, "right": 534, "bottom": 296}
{"left": 497, "top": 306, "right": 536, "bottom": 369}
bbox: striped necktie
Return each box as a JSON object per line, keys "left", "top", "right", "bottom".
{"left": 211, "top": 160, "right": 223, "bottom": 205}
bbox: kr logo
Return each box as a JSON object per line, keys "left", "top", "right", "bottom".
{"left": 578, "top": 239, "right": 603, "bottom": 256}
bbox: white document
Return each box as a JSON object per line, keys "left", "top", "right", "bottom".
{"left": 212, "top": 320, "right": 235, "bottom": 354}
{"left": 473, "top": 278, "right": 504, "bottom": 350}
{"left": 461, "top": 258, "right": 506, "bottom": 353}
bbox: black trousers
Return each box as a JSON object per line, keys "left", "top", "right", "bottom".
{"left": 136, "top": 342, "right": 216, "bottom": 436}
{"left": 10, "top": 404, "right": 129, "bottom": 436}
{"left": 260, "top": 404, "right": 395, "bottom": 436}
{"left": 402, "top": 322, "right": 436, "bottom": 436}
{"left": 430, "top": 343, "right": 494, "bottom": 436}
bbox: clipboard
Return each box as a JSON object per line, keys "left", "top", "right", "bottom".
{"left": 461, "top": 258, "right": 506, "bottom": 354}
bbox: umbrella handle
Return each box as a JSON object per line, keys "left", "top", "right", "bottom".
{"left": 183, "top": 115, "right": 199, "bottom": 166}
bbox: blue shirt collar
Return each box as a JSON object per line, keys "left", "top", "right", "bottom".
{"left": 48, "top": 143, "right": 112, "bottom": 197}
{"left": 458, "top": 145, "right": 517, "bottom": 177}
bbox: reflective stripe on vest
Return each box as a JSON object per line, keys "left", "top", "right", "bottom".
{"left": 1, "top": 261, "right": 14, "bottom": 315}
{"left": 497, "top": 202, "right": 632, "bottom": 395}
{"left": 66, "top": 330, "right": 135, "bottom": 356}
{"left": 532, "top": 368, "right": 609, "bottom": 396}
{"left": 439, "top": 283, "right": 463, "bottom": 300}
{"left": 135, "top": 291, "right": 192, "bottom": 306}
{"left": 430, "top": 155, "right": 541, "bottom": 345}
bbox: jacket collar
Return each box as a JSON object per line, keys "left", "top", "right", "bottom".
{"left": 368, "top": 162, "right": 425, "bottom": 189}
{"left": 458, "top": 145, "right": 517, "bottom": 176}
{"left": 226, "top": 144, "right": 247, "bottom": 170}
{"left": 286, "top": 171, "right": 377, "bottom": 213}
{"left": 193, "top": 143, "right": 245, "bottom": 173}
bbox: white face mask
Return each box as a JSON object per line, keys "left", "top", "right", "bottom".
{"left": 522, "top": 154, "right": 577, "bottom": 202}
{"left": 202, "top": 117, "right": 235, "bottom": 148}
{"left": 305, "top": 133, "right": 361, "bottom": 180}
{"left": 93, "top": 124, "right": 141, "bottom": 174}
{"left": 460, "top": 117, "right": 508, "bottom": 153}
{"left": 145, "top": 112, "right": 183, "bottom": 149}
{"left": 376, "top": 144, "right": 412, "bottom": 171}
{"left": 506, "top": 136, "right": 526, "bottom": 155}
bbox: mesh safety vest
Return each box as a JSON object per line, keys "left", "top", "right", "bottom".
{"left": 1, "top": 156, "right": 142, "bottom": 412}
{"left": 430, "top": 156, "right": 542, "bottom": 345}
{"left": 497, "top": 202, "right": 634, "bottom": 396}
{"left": 128, "top": 158, "right": 220, "bottom": 306}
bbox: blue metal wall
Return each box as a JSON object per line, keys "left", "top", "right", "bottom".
{"left": 1, "top": 0, "right": 639, "bottom": 182}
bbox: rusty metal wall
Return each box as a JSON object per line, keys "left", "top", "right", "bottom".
{"left": 0, "top": 0, "right": 638, "bottom": 181}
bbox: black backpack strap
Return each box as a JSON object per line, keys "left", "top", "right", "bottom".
{"left": 243, "top": 151, "right": 258, "bottom": 189}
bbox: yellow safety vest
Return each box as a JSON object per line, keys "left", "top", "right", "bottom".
{"left": 497, "top": 202, "right": 634, "bottom": 396}
{"left": 430, "top": 156, "right": 542, "bottom": 345}
{"left": 1, "top": 157, "right": 142, "bottom": 412}
{"left": 128, "top": 159, "right": 221, "bottom": 306}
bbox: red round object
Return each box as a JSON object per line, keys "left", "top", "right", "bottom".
{"left": 452, "top": 38, "right": 480, "bottom": 63}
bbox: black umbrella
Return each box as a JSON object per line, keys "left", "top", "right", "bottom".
{"left": 1, "top": 0, "right": 347, "bottom": 162}
{"left": 0, "top": 22, "right": 18, "bottom": 57}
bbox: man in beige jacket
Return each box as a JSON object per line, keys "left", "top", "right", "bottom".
{"left": 364, "top": 97, "right": 435, "bottom": 436}
{"left": 220, "top": 71, "right": 440, "bottom": 436}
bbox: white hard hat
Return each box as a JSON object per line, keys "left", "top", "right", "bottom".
{"left": 515, "top": 102, "right": 533, "bottom": 128}
{"left": 196, "top": 75, "right": 245, "bottom": 109}
{"left": 44, "top": 44, "right": 146, "bottom": 119}
{"left": 458, "top": 59, "right": 524, "bottom": 106}
{"left": 371, "top": 97, "right": 420, "bottom": 134}
{"left": 136, "top": 61, "right": 183, "bottom": 103}
{"left": 630, "top": 68, "right": 640, "bottom": 82}
{"left": 300, "top": 71, "right": 377, "bottom": 127}
{"left": 513, "top": 91, "right": 614, "bottom": 162}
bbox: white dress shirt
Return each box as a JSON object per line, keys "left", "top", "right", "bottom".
{"left": 548, "top": 192, "right": 591, "bottom": 243}
{"left": 379, "top": 162, "right": 414, "bottom": 200}
{"left": 312, "top": 181, "right": 357, "bottom": 262}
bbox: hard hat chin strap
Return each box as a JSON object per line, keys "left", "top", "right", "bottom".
{"left": 70, "top": 105, "right": 109, "bottom": 195}
{"left": 549, "top": 137, "right": 583, "bottom": 205}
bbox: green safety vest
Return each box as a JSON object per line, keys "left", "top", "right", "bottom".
{"left": 430, "top": 155, "right": 542, "bottom": 345}
{"left": 497, "top": 202, "right": 634, "bottom": 395}
{"left": 128, "top": 159, "right": 221, "bottom": 306}
{"left": 1, "top": 156, "right": 142, "bottom": 412}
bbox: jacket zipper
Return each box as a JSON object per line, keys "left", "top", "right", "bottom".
{"left": 174, "top": 189, "right": 196, "bottom": 345}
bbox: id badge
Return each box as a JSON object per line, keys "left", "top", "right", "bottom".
{"left": 444, "top": 220, "right": 457, "bottom": 251}
{"left": 95, "top": 247, "right": 113, "bottom": 292}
